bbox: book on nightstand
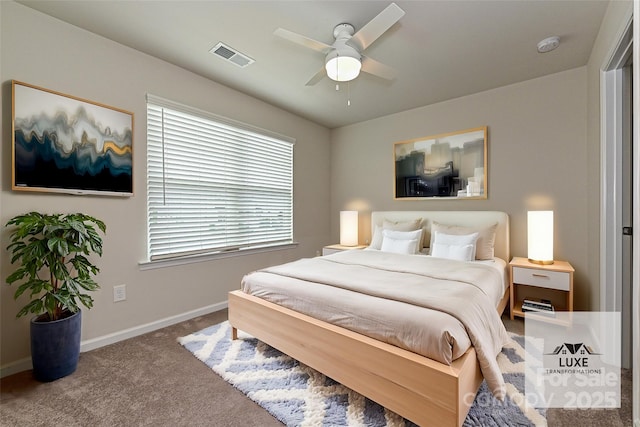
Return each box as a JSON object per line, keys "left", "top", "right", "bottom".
{"left": 522, "top": 298, "right": 555, "bottom": 315}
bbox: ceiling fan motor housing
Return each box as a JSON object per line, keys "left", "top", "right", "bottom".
{"left": 333, "top": 23, "right": 355, "bottom": 39}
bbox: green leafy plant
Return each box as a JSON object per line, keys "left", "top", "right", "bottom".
{"left": 6, "top": 212, "right": 106, "bottom": 321}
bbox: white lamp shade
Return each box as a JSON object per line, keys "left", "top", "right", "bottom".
{"left": 528, "top": 211, "right": 554, "bottom": 264}
{"left": 326, "top": 56, "right": 361, "bottom": 82}
{"left": 340, "top": 211, "right": 358, "bottom": 246}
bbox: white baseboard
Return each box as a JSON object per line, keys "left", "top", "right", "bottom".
{"left": 80, "top": 301, "right": 228, "bottom": 352}
{"left": 0, "top": 301, "right": 227, "bottom": 378}
{"left": 0, "top": 357, "right": 33, "bottom": 379}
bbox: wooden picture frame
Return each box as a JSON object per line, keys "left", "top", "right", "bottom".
{"left": 12, "top": 80, "right": 134, "bottom": 196}
{"left": 394, "top": 126, "right": 487, "bottom": 199}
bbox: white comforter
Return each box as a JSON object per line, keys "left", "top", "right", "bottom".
{"left": 241, "top": 250, "right": 510, "bottom": 399}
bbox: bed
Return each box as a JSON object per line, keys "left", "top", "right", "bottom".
{"left": 229, "top": 211, "right": 510, "bottom": 427}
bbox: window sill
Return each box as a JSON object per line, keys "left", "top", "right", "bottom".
{"left": 139, "top": 241, "right": 299, "bottom": 270}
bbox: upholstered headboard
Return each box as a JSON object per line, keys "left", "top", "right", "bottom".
{"left": 370, "top": 211, "right": 510, "bottom": 262}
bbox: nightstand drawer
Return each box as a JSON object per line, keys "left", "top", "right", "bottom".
{"left": 512, "top": 267, "right": 570, "bottom": 291}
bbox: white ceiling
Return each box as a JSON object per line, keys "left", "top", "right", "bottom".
{"left": 18, "top": 0, "right": 609, "bottom": 129}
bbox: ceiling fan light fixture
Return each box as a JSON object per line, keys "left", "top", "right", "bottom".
{"left": 326, "top": 56, "right": 361, "bottom": 82}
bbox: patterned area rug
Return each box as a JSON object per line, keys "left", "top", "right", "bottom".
{"left": 179, "top": 321, "right": 546, "bottom": 426}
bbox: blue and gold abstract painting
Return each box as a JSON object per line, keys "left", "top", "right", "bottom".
{"left": 12, "top": 81, "right": 133, "bottom": 196}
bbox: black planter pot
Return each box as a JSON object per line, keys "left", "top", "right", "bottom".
{"left": 30, "top": 310, "right": 82, "bottom": 382}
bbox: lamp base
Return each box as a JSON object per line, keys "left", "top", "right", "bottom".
{"left": 528, "top": 258, "right": 554, "bottom": 265}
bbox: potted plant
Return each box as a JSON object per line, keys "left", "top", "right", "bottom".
{"left": 5, "top": 212, "right": 106, "bottom": 382}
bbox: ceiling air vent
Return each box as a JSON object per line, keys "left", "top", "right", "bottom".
{"left": 209, "top": 42, "right": 255, "bottom": 68}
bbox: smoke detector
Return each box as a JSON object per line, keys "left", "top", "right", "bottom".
{"left": 537, "top": 36, "right": 560, "bottom": 53}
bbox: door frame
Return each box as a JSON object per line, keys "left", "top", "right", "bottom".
{"left": 600, "top": 15, "right": 632, "bottom": 316}
{"left": 600, "top": 10, "right": 638, "bottom": 424}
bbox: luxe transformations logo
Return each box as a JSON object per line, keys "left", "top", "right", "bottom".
{"left": 524, "top": 312, "right": 621, "bottom": 408}
{"left": 545, "top": 342, "right": 602, "bottom": 373}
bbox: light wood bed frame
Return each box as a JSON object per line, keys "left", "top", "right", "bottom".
{"left": 229, "top": 211, "right": 510, "bottom": 427}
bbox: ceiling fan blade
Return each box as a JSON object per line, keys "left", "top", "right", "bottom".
{"left": 273, "top": 28, "right": 333, "bottom": 54}
{"left": 361, "top": 56, "right": 397, "bottom": 81}
{"left": 305, "top": 68, "right": 326, "bottom": 86}
{"left": 349, "top": 3, "right": 405, "bottom": 52}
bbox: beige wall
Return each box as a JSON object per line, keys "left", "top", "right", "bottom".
{"left": 331, "top": 67, "right": 592, "bottom": 307}
{"left": 0, "top": 2, "right": 331, "bottom": 371}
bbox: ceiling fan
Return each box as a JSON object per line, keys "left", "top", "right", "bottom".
{"left": 273, "top": 3, "right": 405, "bottom": 86}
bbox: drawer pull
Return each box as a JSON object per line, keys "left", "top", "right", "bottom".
{"left": 532, "top": 273, "right": 549, "bottom": 279}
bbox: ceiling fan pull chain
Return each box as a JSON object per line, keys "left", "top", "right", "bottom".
{"left": 347, "top": 82, "right": 351, "bottom": 106}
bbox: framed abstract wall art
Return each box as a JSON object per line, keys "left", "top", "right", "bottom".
{"left": 12, "top": 81, "right": 133, "bottom": 196}
{"left": 394, "top": 126, "right": 487, "bottom": 199}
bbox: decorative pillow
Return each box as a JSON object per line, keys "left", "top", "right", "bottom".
{"left": 380, "top": 229, "right": 422, "bottom": 254}
{"left": 369, "top": 218, "right": 423, "bottom": 250}
{"left": 429, "top": 222, "right": 498, "bottom": 260}
{"left": 384, "top": 218, "right": 428, "bottom": 248}
{"left": 430, "top": 231, "right": 479, "bottom": 261}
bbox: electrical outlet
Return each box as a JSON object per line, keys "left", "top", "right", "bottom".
{"left": 113, "top": 284, "right": 126, "bottom": 302}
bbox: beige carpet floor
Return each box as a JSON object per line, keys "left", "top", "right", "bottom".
{"left": 0, "top": 310, "right": 633, "bottom": 426}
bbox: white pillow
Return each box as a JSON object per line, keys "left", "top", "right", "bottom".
{"left": 429, "top": 222, "right": 497, "bottom": 260}
{"left": 383, "top": 218, "right": 425, "bottom": 248}
{"left": 369, "top": 225, "right": 384, "bottom": 250}
{"left": 430, "top": 231, "right": 479, "bottom": 261}
{"left": 368, "top": 218, "right": 422, "bottom": 250}
{"left": 380, "top": 229, "right": 423, "bottom": 254}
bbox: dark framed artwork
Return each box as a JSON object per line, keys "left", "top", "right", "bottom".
{"left": 12, "top": 81, "right": 134, "bottom": 196}
{"left": 394, "top": 126, "right": 487, "bottom": 199}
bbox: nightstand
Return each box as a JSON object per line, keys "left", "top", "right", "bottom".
{"left": 322, "top": 244, "right": 367, "bottom": 256}
{"left": 509, "top": 257, "right": 574, "bottom": 320}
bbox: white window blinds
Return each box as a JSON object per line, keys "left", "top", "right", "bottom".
{"left": 146, "top": 95, "right": 294, "bottom": 261}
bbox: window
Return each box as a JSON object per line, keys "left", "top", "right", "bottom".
{"left": 146, "top": 95, "right": 294, "bottom": 261}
